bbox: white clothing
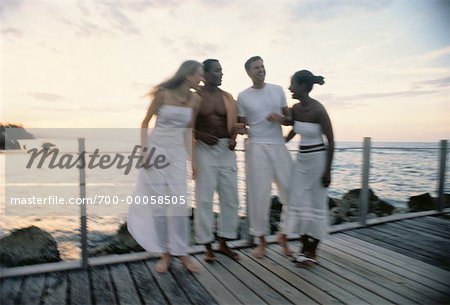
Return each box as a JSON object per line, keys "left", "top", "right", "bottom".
{"left": 127, "top": 104, "right": 192, "bottom": 256}
{"left": 246, "top": 143, "right": 292, "bottom": 237}
{"left": 294, "top": 121, "right": 324, "bottom": 146}
{"left": 194, "top": 139, "right": 239, "bottom": 244}
{"left": 237, "top": 84, "right": 287, "bottom": 145}
{"left": 286, "top": 122, "right": 328, "bottom": 240}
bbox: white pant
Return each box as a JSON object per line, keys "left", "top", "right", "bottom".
{"left": 194, "top": 139, "right": 239, "bottom": 244}
{"left": 246, "top": 143, "right": 293, "bottom": 237}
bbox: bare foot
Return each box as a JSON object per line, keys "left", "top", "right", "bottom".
{"left": 277, "top": 234, "right": 294, "bottom": 257}
{"left": 218, "top": 243, "right": 240, "bottom": 261}
{"left": 203, "top": 249, "right": 217, "bottom": 263}
{"left": 180, "top": 256, "right": 200, "bottom": 273}
{"left": 252, "top": 243, "right": 265, "bottom": 259}
{"left": 155, "top": 253, "right": 171, "bottom": 273}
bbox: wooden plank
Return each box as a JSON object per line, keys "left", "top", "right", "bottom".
{"left": 89, "top": 266, "right": 117, "bottom": 305}
{"left": 369, "top": 225, "right": 449, "bottom": 254}
{"left": 343, "top": 230, "right": 436, "bottom": 266}
{"left": 346, "top": 228, "right": 450, "bottom": 271}
{"left": 0, "top": 277, "right": 23, "bottom": 305}
{"left": 41, "top": 272, "right": 68, "bottom": 305}
{"left": 0, "top": 261, "right": 80, "bottom": 279}
{"left": 420, "top": 216, "right": 450, "bottom": 228}
{"left": 264, "top": 246, "right": 367, "bottom": 305}
{"left": 190, "top": 256, "right": 241, "bottom": 305}
{"left": 267, "top": 244, "right": 392, "bottom": 305}
{"left": 349, "top": 227, "right": 435, "bottom": 259}
{"left": 127, "top": 261, "right": 167, "bottom": 305}
{"left": 193, "top": 253, "right": 265, "bottom": 305}
{"left": 68, "top": 270, "right": 92, "bottom": 305}
{"left": 169, "top": 259, "right": 218, "bottom": 305}
{"left": 402, "top": 219, "right": 450, "bottom": 238}
{"left": 384, "top": 222, "right": 450, "bottom": 246}
{"left": 239, "top": 250, "right": 340, "bottom": 304}
{"left": 235, "top": 249, "right": 318, "bottom": 305}
{"left": 212, "top": 251, "right": 291, "bottom": 305}
{"left": 242, "top": 246, "right": 340, "bottom": 304}
{"left": 109, "top": 263, "right": 141, "bottom": 305}
{"left": 145, "top": 260, "right": 191, "bottom": 305}
{"left": 318, "top": 242, "right": 438, "bottom": 304}
{"left": 18, "top": 274, "right": 46, "bottom": 305}
{"left": 336, "top": 234, "right": 450, "bottom": 286}
{"left": 323, "top": 239, "right": 449, "bottom": 302}
{"left": 295, "top": 242, "right": 419, "bottom": 305}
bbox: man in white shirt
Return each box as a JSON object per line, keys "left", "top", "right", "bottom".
{"left": 237, "top": 56, "right": 293, "bottom": 258}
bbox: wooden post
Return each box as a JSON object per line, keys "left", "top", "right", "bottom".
{"left": 244, "top": 138, "right": 254, "bottom": 246}
{"left": 360, "top": 137, "right": 371, "bottom": 225}
{"left": 437, "top": 140, "right": 448, "bottom": 212}
{"left": 78, "top": 138, "right": 88, "bottom": 269}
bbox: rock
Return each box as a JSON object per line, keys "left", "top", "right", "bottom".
{"left": 445, "top": 193, "right": 450, "bottom": 208}
{"left": 89, "top": 223, "right": 144, "bottom": 256}
{"left": 408, "top": 193, "right": 434, "bottom": 212}
{"left": 0, "top": 124, "right": 34, "bottom": 150}
{"left": 328, "top": 197, "right": 338, "bottom": 209}
{"left": 329, "top": 207, "right": 346, "bottom": 225}
{"left": 0, "top": 226, "right": 60, "bottom": 267}
{"left": 341, "top": 188, "right": 395, "bottom": 217}
{"left": 237, "top": 217, "right": 249, "bottom": 241}
{"left": 270, "top": 196, "right": 283, "bottom": 234}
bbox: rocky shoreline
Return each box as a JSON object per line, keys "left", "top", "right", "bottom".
{"left": 1, "top": 189, "right": 448, "bottom": 267}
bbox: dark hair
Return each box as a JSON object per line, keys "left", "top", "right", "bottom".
{"left": 244, "top": 56, "right": 263, "bottom": 71}
{"left": 203, "top": 59, "right": 219, "bottom": 72}
{"left": 292, "top": 70, "right": 324, "bottom": 92}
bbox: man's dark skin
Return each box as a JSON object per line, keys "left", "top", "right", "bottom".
{"left": 195, "top": 60, "right": 239, "bottom": 261}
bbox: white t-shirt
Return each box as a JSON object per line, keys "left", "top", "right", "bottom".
{"left": 237, "top": 83, "right": 287, "bottom": 144}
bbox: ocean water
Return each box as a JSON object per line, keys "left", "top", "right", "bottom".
{"left": 1, "top": 141, "right": 448, "bottom": 260}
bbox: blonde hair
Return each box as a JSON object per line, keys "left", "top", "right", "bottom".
{"left": 148, "top": 60, "right": 202, "bottom": 97}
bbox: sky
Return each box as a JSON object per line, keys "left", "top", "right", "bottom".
{"left": 1, "top": 0, "right": 449, "bottom": 142}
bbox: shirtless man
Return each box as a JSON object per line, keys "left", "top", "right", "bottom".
{"left": 194, "top": 59, "right": 240, "bottom": 262}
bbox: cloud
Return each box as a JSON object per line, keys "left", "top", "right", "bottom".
{"left": 94, "top": 1, "right": 141, "bottom": 34}
{"left": 28, "top": 92, "right": 66, "bottom": 102}
{"left": 182, "top": 40, "right": 220, "bottom": 57}
{"left": 318, "top": 88, "right": 436, "bottom": 110}
{"left": 159, "top": 36, "right": 220, "bottom": 56}
{"left": 423, "top": 46, "right": 450, "bottom": 61}
{"left": 412, "top": 76, "right": 450, "bottom": 89}
{"left": 289, "top": 0, "right": 393, "bottom": 21}
{"left": 1, "top": 27, "right": 22, "bottom": 40}
{"left": 0, "top": 0, "right": 25, "bottom": 17}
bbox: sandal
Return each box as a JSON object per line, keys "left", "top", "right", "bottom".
{"left": 293, "top": 253, "right": 312, "bottom": 268}
{"left": 216, "top": 248, "right": 240, "bottom": 261}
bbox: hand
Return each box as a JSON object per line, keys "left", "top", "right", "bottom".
{"left": 322, "top": 171, "right": 331, "bottom": 188}
{"left": 266, "top": 112, "right": 282, "bottom": 122}
{"left": 235, "top": 123, "right": 247, "bottom": 135}
{"left": 196, "top": 131, "right": 219, "bottom": 145}
{"left": 192, "top": 167, "right": 197, "bottom": 180}
{"left": 228, "top": 139, "right": 236, "bottom": 151}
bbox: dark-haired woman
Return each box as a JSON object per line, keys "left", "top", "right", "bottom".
{"left": 285, "top": 70, "right": 334, "bottom": 267}
{"left": 128, "top": 60, "right": 204, "bottom": 273}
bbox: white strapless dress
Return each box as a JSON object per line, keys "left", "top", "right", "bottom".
{"left": 127, "top": 105, "right": 193, "bottom": 256}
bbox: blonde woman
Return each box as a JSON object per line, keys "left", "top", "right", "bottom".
{"left": 128, "top": 60, "right": 204, "bottom": 273}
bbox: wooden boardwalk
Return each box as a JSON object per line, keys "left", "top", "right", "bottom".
{"left": 1, "top": 215, "right": 449, "bottom": 305}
